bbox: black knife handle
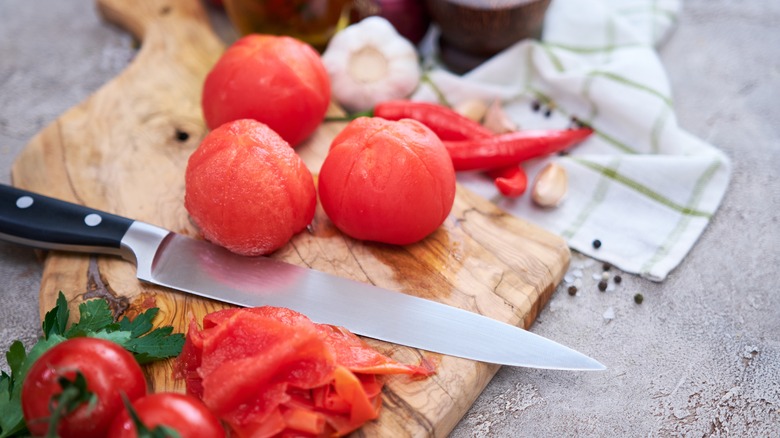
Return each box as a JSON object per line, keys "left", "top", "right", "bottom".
{"left": 0, "top": 183, "right": 134, "bottom": 256}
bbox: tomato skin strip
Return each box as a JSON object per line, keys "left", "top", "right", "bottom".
{"left": 332, "top": 366, "right": 379, "bottom": 425}
{"left": 172, "top": 318, "right": 206, "bottom": 399}
{"left": 282, "top": 407, "right": 326, "bottom": 435}
{"left": 318, "top": 324, "right": 435, "bottom": 376}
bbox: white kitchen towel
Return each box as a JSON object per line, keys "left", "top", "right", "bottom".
{"left": 412, "top": 0, "right": 731, "bottom": 281}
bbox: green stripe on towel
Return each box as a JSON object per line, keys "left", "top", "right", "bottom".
{"left": 540, "top": 42, "right": 643, "bottom": 55}
{"left": 561, "top": 159, "right": 617, "bottom": 239}
{"left": 640, "top": 159, "right": 724, "bottom": 273}
{"left": 587, "top": 70, "right": 673, "bottom": 107}
{"left": 572, "top": 158, "right": 713, "bottom": 218}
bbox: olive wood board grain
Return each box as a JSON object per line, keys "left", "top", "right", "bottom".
{"left": 10, "top": 0, "right": 570, "bottom": 436}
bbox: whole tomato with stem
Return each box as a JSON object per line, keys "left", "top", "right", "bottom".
{"left": 202, "top": 34, "right": 331, "bottom": 147}
{"left": 20, "top": 337, "right": 147, "bottom": 438}
{"left": 109, "top": 393, "right": 226, "bottom": 438}
{"left": 318, "top": 117, "right": 456, "bottom": 245}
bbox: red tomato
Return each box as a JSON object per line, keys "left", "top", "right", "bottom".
{"left": 318, "top": 117, "right": 457, "bottom": 245}
{"left": 202, "top": 34, "right": 331, "bottom": 147}
{"left": 21, "top": 337, "right": 147, "bottom": 438}
{"left": 185, "top": 119, "right": 316, "bottom": 256}
{"left": 108, "top": 393, "right": 226, "bottom": 438}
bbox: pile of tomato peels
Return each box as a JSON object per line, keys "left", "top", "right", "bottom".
{"left": 174, "top": 307, "right": 435, "bottom": 437}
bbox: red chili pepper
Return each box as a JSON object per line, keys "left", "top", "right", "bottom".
{"left": 444, "top": 128, "right": 593, "bottom": 171}
{"left": 487, "top": 165, "right": 528, "bottom": 197}
{"left": 373, "top": 100, "right": 493, "bottom": 141}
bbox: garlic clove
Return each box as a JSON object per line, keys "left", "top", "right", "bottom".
{"left": 482, "top": 99, "right": 518, "bottom": 134}
{"left": 453, "top": 99, "right": 489, "bottom": 122}
{"left": 531, "top": 163, "right": 568, "bottom": 208}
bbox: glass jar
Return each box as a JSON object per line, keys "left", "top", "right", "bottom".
{"left": 223, "top": 0, "right": 353, "bottom": 51}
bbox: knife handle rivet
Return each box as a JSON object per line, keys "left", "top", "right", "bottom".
{"left": 16, "top": 196, "right": 34, "bottom": 209}
{"left": 84, "top": 213, "right": 103, "bottom": 227}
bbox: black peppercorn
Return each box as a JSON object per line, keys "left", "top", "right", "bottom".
{"left": 531, "top": 100, "right": 541, "bottom": 112}
{"left": 592, "top": 239, "right": 602, "bottom": 249}
{"left": 598, "top": 280, "right": 607, "bottom": 292}
{"left": 568, "top": 285, "right": 577, "bottom": 296}
{"left": 602, "top": 263, "right": 611, "bottom": 271}
{"left": 634, "top": 293, "right": 644, "bottom": 304}
{"left": 614, "top": 275, "right": 622, "bottom": 284}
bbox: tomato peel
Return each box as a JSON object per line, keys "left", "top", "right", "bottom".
{"left": 174, "top": 306, "right": 435, "bottom": 437}
{"left": 282, "top": 407, "right": 326, "bottom": 435}
{"left": 319, "top": 324, "right": 435, "bottom": 376}
{"left": 332, "top": 366, "right": 379, "bottom": 425}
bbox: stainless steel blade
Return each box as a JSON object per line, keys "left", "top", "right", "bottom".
{"left": 122, "top": 222, "right": 605, "bottom": 371}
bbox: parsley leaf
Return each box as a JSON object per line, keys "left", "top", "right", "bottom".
{"left": 124, "top": 325, "right": 184, "bottom": 365}
{"left": 41, "top": 292, "right": 69, "bottom": 339}
{"left": 6, "top": 341, "right": 25, "bottom": 385}
{"left": 58, "top": 296, "right": 185, "bottom": 363}
{"left": 18, "top": 334, "right": 66, "bottom": 380}
{"left": 65, "top": 298, "right": 118, "bottom": 338}
{"left": 116, "top": 307, "right": 185, "bottom": 364}
{"left": 0, "top": 376, "right": 26, "bottom": 438}
{"left": 118, "top": 307, "right": 158, "bottom": 338}
{"left": 0, "top": 342, "right": 26, "bottom": 438}
{"left": 90, "top": 328, "right": 132, "bottom": 348}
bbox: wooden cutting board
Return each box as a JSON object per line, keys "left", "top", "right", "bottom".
{"left": 11, "top": 0, "right": 569, "bottom": 435}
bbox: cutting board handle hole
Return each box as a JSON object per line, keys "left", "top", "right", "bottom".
{"left": 174, "top": 129, "right": 190, "bottom": 142}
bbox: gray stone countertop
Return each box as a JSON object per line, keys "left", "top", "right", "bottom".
{"left": 1, "top": 0, "right": 778, "bottom": 436}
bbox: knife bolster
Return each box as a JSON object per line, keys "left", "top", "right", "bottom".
{"left": 120, "top": 221, "right": 172, "bottom": 281}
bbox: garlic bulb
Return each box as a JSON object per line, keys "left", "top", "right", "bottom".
{"left": 321, "top": 16, "right": 421, "bottom": 112}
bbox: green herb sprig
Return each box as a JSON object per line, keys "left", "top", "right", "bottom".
{"left": 0, "top": 292, "right": 185, "bottom": 438}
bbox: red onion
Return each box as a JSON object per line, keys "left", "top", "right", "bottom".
{"left": 350, "top": 0, "right": 431, "bottom": 45}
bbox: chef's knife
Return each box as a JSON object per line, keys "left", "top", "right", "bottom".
{"left": 0, "top": 183, "right": 604, "bottom": 371}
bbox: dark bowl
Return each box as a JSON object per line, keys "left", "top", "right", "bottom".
{"left": 424, "top": 0, "right": 551, "bottom": 73}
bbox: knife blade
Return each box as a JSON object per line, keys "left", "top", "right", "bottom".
{"left": 0, "top": 183, "right": 604, "bottom": 371}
